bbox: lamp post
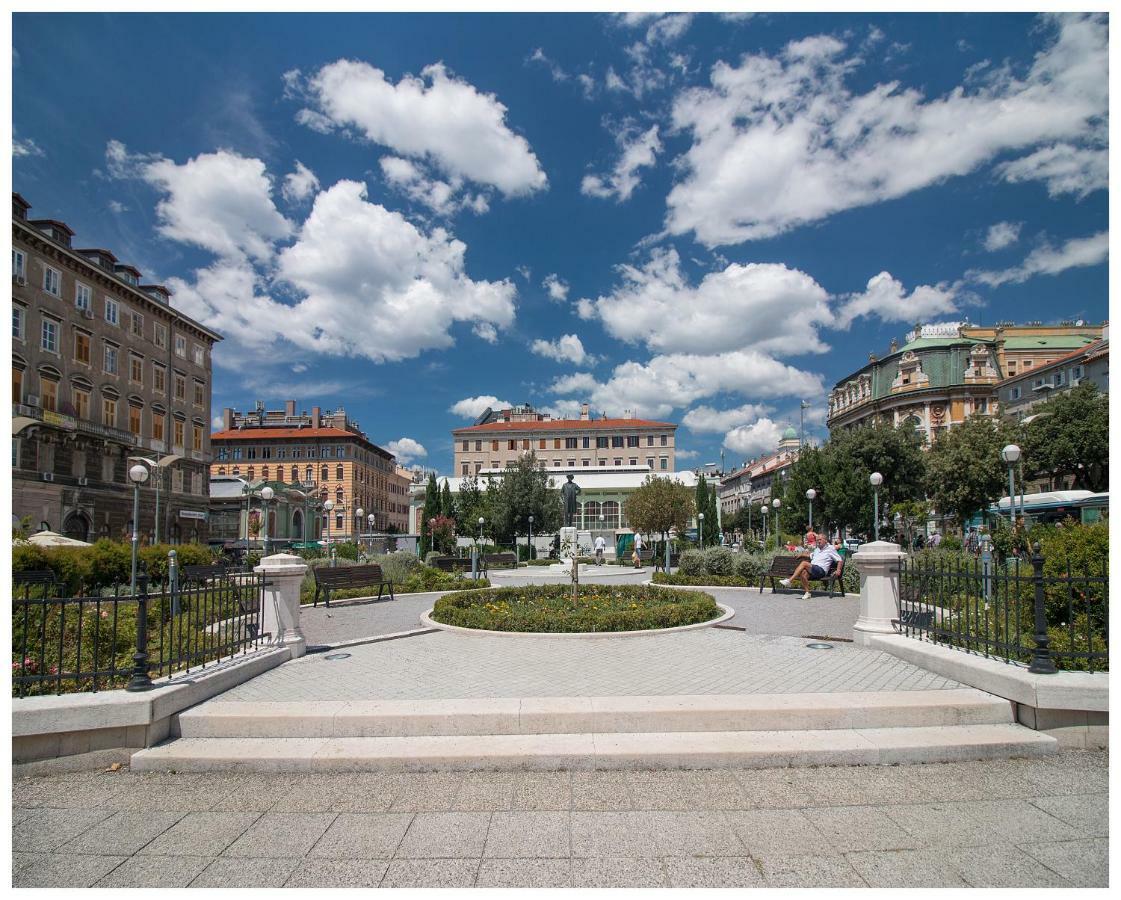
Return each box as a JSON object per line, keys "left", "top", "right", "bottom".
{"left": 368, "top": 513, "right": 376, "bottom": 552}
{"left": 128, "top": 455, "right": 176, "bottom": 544}
{"left": 128, "top": 464, "right": 149, "bottom": 595}
{"left": 528, "top": 514, "right": 534, "bottom": 562}
{"left": 324, "top": 497, "right": 335, "bottom": 549}
{"left": 698, "top": 511, "right": 704, "bottom": 547}
{"left": 869, "top": 472, "right": 883, "bottom": 541}
{"left": 1001, "top": 445, "right": 1021, "bottom": 525}
{"left": 761, "top": 503, "right": 768, "bottom": 548}
{"left": 772, "top": 498, "right": 781, "bottom": 549}
{"left": 260, "top": 486, "right": 274, "bottom": 557}
{"left": 356, "top": 507, "right": 364, "bottom": 548}
{"left": 805, "top": 488, "right": 816, "bottom": 532}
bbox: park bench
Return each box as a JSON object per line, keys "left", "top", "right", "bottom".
{"left": 312, "top": 564, "right": 396, "bottom": 608}
{"left": 180, "top": 564, "right": 230, "bottom": 583}
{"left": 13, "top": 570, "right": 57, "bottom": 595}
{"left": 631, "top": 548, "right": 655, "bottom": 566}
{"left": 760, "top": 555, "right": 845, "bottom": 598}
{"left": 482, "top": 552, "right": 517, "bottom": 573}
{"left": 432, "top": 556, "right": 475, "bottom": 575}
{"left": 653, "top": 551, "right": 681, "bottom": 573}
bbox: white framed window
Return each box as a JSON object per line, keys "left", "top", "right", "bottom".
{"left": 104, "top": 343, "right": 119, "bottom": 375}
{"left": 40, "top": 317, "right": 59, "bottom": 353}
{"left": 43, "top": 265, "right": 61, "bottom": 297}
{"left": 12, "top": 305, "right": 25, "bottom": 341}
{"left": 1073, "top": 365, "right": 1085, "bottom": 379}
{"left": 12, "top": 249, "right": 26, "bottom": 280}
{"left": 154, "top": 322, "right": 167, "bottom": 349}
{"left": 105, "top": 297, "right": 119, "bottom": 326}
{"left": 75, "top": 282, "right": 91, "bottom": 311}
{"left": 131, "top": 310, "right": 144, "bottom": 337}
{"left": 174, "top": 334, "right": 187, "bottom": 358}
{"left": 192, "top": 344, "right": 204, "bottom": 366}
{"left": 1010, "top": 387, "right": 1022, "bottom": 400}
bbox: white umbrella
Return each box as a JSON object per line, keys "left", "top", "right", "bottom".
{"left": 28, "top": 530, "right": 92, "bottom": 548}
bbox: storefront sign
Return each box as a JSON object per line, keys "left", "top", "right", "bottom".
{"left": 179, "top": 509, "right": 208, "bottom": 521}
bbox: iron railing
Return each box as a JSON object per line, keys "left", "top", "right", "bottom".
{"left": 896, "top": 543, "right": 1107, "bottom": 673}
{"left": 12, "top": 565, "right": 265, "bottom": 697}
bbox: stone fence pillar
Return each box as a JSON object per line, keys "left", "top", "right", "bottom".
{"left": 852, "top": 540, "right": 906, "bottom": 647}
{"left": 255, "top": 553, "right": 308, "bottom": 658}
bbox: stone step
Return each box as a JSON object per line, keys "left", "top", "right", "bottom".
{"left": 131, "top": 722, "right": 1056, "bottom": 773}
{"left": 175, "top": 689, "right": 1014, "bottom": 739}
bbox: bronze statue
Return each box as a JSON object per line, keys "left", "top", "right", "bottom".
{"left": 560, "top": 474, "right": 581, "bottom": 528}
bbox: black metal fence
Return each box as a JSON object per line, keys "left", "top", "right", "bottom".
{"left": 896, "top": 543, "right": 1108, "bottom": 673}
{"left": 12, "top": 567, "right": 265, "bottom": 698}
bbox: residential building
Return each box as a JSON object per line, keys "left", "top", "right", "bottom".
{"left": 718, "top": 427, "right": 802, "bottom": 517}
{"left": 827, "top": 321, "right": 1105, "bottom": 440}
{"left": 209, "top": 400, "right": 404, "bottom": 539}
{"left": 998, "top": 333, "right": 1109, "bottom": 422}
{"left": 12, "top": 192, "right": 219, "bottom": 543}
{"left": 452, "top": 402, "right": 677, "bottom": 476}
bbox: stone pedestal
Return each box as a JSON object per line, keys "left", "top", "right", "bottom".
{"left": 255, "top": 553, "right": 309, "bottom": 658}
{"left": 852, "top": 540, "right": 907, "bottom": 646}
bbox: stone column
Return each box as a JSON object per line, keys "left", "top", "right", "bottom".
{"left": 852, "top": 540, "right": 907, "bottom": 646}
{"left": 255, "top": 552, "right": 308, "bottom": 658}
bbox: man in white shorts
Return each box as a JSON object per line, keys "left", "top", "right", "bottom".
{"left": 780, "top": 534, "right": 842, "bottom": 600}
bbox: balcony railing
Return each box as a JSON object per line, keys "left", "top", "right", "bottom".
{"left": 15, "top": 403, "right": 135, "bottom": 446}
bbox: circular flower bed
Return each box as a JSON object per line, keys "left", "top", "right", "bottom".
{"left": 429, "top": 583, "right": 721, "bottom": 633}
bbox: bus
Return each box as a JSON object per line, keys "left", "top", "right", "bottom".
{"left": 985, "top": 490, "right": 1108, "bottom": 527}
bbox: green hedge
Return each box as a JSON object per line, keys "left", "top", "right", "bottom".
{"left": 430, "top": 583, "right": 720, "bottom": 633}
{"left": 12, "top": 540, "right": 216, "bottom": 595}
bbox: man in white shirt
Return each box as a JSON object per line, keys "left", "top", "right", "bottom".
{"left": 780, "top": 535, "right": 843, "bottom": 600}
{"left": 594, "top": 534, "right": 606, "bottom": 565}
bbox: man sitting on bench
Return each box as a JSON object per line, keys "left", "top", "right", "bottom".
{"left": 780, "top": 534, "right": 842, "bottom": 599}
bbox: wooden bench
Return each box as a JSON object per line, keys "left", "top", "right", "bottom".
{"left": 312, "top": 564, "right": 395, "bottom": 608}
{"left": 759, "top": 555, "right": 845, "bottom": 598}
{"left": 482, "top": 552, "right": 517, "bottom": 573}
{"left": 432, "top": 556, "right": 475, "bottom": 575}
{"left": 653, "top": 551, "right": 681, "bottom": 573}
{"left": 180, "top": 564, "right": 230, "bottom": 582}
{"left": 629, "top": 548, "right": 655, "bottom": 567}
{"left": 13, "top": 570, "right": 57, "bottom": 595}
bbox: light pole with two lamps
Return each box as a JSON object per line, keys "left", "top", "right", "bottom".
{"left": 870, "top": 472, "right": 883, "bottom": 541}
{"left": 128, "top": 463, "right": 149, "bottom": 594}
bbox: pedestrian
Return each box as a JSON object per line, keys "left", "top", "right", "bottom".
{"left": 594, "top": 533, "right": 606, "bottom": 566}
{"left": 929, "top": 531, "right": 942, "bottom": 549}
{"left": 632, "top": 532, "right": 644, "bottom": 568}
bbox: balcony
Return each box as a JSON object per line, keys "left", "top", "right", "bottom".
{"left": 14, "top": 403, "right": 135, "bottom": 446}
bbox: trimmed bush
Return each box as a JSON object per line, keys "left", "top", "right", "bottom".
{"left": 733, "top": 553, "right": 769, "bottom": 581}
{"left": 703, "top": 546, "right": 735, "bottom": 576}
{"left": 431, "top": 583, "right": 720, "bottom": 633}
{"left": 677, "top": 549, "right": 705, "bottom": 577}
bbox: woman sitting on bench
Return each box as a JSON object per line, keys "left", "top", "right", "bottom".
{"left": 780, "top": 534, "right": 842, "bottom": 600}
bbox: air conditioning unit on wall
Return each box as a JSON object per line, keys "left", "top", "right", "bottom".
{"left": 25, "top": 394, "right": 40, "bottom": 407}
{"left": 78, "top": 477, "right": 89, "bottom": 486}
{"left": 41, "top": 472, "right": 54, "bottom": 482}
{"left": 14, "top": 275, "right": 27, "bottom": 286}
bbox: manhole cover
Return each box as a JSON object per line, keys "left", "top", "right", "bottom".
{"left": 323, "top": 652, "right": 352, "bottom": 660}
{"left": 805, "top": 642, "right": 834, "bottom": 650}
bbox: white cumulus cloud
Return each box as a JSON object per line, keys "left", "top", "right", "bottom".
{"left": 682, "top": 403, "right": 773, "bottom": 433}
{"left": 282, "top": 161, "right": 320, "bottom": 203}
{"left": 666, "top": 13, "right": 1107, "bottom": 245}
{"left": 378, "top": 155, "right": 490, "bottom": 216}
{"left": 723, "top": 418, "right": 787, "bottom": 457}
{"left": 296, "top": 59, "right": 547, "bottom": 197}
{"left": 581, "top": 124, "right": 662, "bottom": 202}
{"left": 385, "top": 437, "right": 428, "bottom": 465}
{"left": 836, "top": 272, "right": 958, "bottom": 329}
{"left": 970, "top": 231, "right": 1108, "bottom": 287}
{"left": 449, "top": 396, "right": 513, "bottom": 419}
{"left": 543, "top": 273, "right": 569, "bottom": 302}
{"left": 996, "top": 142, "right": 1107, "bottom": 199}
{"left": 531, "top": 334, "right": 595, "bottom": 366}
{"left": 983, "top": 221, "right": 1023, "bottom": 252}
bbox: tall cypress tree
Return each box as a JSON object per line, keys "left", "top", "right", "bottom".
{"left": 694, "top": 477, "right": 710, "bottom": 546}
{"left": 420, "top": 472, "right": 440, "bottom": 556}
{"left": 441, "top": 481, "right": 455, "bottom": 521}
{"left": 707, "top": 483, "right": 720, "bottom": 544}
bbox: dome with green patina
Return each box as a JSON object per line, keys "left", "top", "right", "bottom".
{"left": 781, "top": 426, "right": 798, "bottom": 441}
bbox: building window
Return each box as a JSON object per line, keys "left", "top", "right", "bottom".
{"left": 130, "top": 355, "right": 144, "bottom": 384}
{"left": 174, "top": 373, "right": 186, "bottom": 400}
{"left": 193, "top": 425, "right": 203, "bottom": 452}
{"left": 40, "top": 377, "right": 59, "bottom": 412}
{"left": 12, "top": 249, "right": 26, "bottom": 279}
{"left": 553, "top": 438, "right": 561, "bottom": 449}
{"left": 461, "top": 440, "right": 469, "bottom": 451}
{"left": 491, "top": 440, "right": 499, "bottom": 451}
{"left": 73, "top": 330, "right": 90, "bottom": 365}
{"left": 1023, "top": 360, "right": 1033, "bottom": 368}
{"left": 321, "top": 465, "right": 329, "bottom": 481}
{"left": 646, "top": 457, "right": 654, "bottom": 468}
{"left": 40, "top": 318, "right": 59, "bottom": 353}
{"left": 582, "top": 459, "right": 590, "bottom": 467}
{"left": 192, "top": 344, "right": 204, "bottom": 366}
{"left": 538, "top": 438, "right": 546, "bottom": 449}
{"left": 598, "top": 458, "right": 606, "bottom": 466}
{"left": 567, "top": 459, "right": 575, "bottom": 467}
{"left": 660, "top": 435, "right": 668, "bottom": 446}
{"left": 152, "top": 414, "right": 165, "bottom": 442}
{"left": 646, "top": 435, "right": 654, "bottom": 446}
{"left": 565, "top": 437, "right": 578, "bottom": 449}
{"left": 246, "top": 447, "right": 257, "bottom": 460}
{"left": 104, "top": 297, "right": 119, "bottom": 325}
{"left": 335, "top": 464, "right": 344, "bottom": 480}
{"left": 193, "top": 380, "right": 204, "bottom": 406}
{"left": 659, "top": 457, "right": 668, "bottom": 470}
{"left": 43, "top": 265, "right": 61, "bottom": 297}
{"left": 474, "top": 440, "right": 482, "bottom": 451}
{"left": 153, "top": 365, "right": 166, "bottom": 393}
{"left": 103, "top": 344, "right": 118, "bottom": 374}
{"left": 102, "top": 396, "right": 117, "bottom": 427}
{"left": 612, "top": 436, "right": 624, "bottom": 448}
{"left": 129, "top": 405, "right": 142, "bottom": 437}
{"left": 305, "top": 465, "right": 313, "bottom": 483}
{"left": 627, "top": 436, "right": 639, "bottom": 448}
{"left": 290, "top": 466, "right": 298, "bottom": 482}
{"left": 131, "top": 311, "right": 144, "bottom": 337}
{"left": 461, "top": 463, "right": 469, "bottom": 475}
{"left": 596, "top": 436, "right": 608, "bottom": 449}
{"left": 173, "top": 419, "right": 184, "bottom": 448}
{"left": 629, "top": 457, "right": 638, "bottom": 466}
{"left": 12, "top": 304, "right": 25, "bottom": 341}
{"left": 154, "top": 323, "right": 167, "bottom": 349}
{"left": 1010, "top": 387, "right": 1021, "bottom": 401}
{"left": 247, "top": 466, "right": 255, "bottom": 481}
{"left": 614, "top": 458, "right": 622, "bottom": 466}
{"left": 75, "top": 283, "right": 91, "bottom": 312}
{"left": 175, "top": 334, "right": 187, "bottom": 358}
{"left": 73, "top": 388, "right": 90, "bottom": 421}
{"left": 508, "top": 440, "right": 517, "bottom": 450}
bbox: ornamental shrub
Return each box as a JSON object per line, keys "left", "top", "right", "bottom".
{"left": 424, "top": 550, "right": 443, "bottom": 566}
{"left": 678, "top": 549, "right": 705, "bottom": 576}
{"left": 334, "top": 541, "right": 362, "bottom": 561}
{"left": 703, "top": 546, "right": 735, "bottom": 576}
{"left": 375, "top": 551, "right": 423, "bottom": 584}
{"left": 733, "top": 553, "right": 768, "bottom": 581}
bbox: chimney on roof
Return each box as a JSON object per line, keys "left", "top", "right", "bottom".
{"left": 311, "top": 406, "right": 320, "bottom": 427}
{"left": 580, "top": 402, "right": 590, "bottom": 421}
{"left": 222, "top": 408, "right": 233, "bottom": 431}
{"left": 285, "top": 400, "right": 296, "bottom": 417}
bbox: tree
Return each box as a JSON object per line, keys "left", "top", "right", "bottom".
{"left": 694, "top": 477, "right": 717, "bottom": 546}
{"left": 780, "top": 445, "right": 832, "bottom": 535}
{"left": 706, "top": 481, "right": 719, "bottom": 543}
{"left": 892, "top": 499, "right": 930, "bottom": 551}
{"left": 419, "top": 472, "right": 441, "bottom": 556}
{"left": 440, "top": 480, "right": 456, "bottom": 521}
{"left": 1021, "top": 382, "right": 1108, "bottom": 492}
{"left": 625, "top": 476, "right": 695, "bottom": 545}
{"left": 924, "top": 415, "right": 1019, "bottom": 530}
{"left": 487, "top": 453, "right": 563, "bottom": 545}
{"left": 428, "top": 514, "right": 456, "bottom": 555}
{"left": 456, "top": 473, "right": 485, "bottom": 536}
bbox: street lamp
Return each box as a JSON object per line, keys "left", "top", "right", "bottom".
{"left": 772, "top": 498, "right": 781, "bottom": 549}
{"left": 528, "top": 514, "right": 534, "bottom": 562}
{"left": 805, "top": 488, "right": 816, "bottom": 532}
{"left": 356, "top": 507, "right": 364, "bottom": 546}
{"left": 324, "top": 498, "right": 335, "bottom": 547}
{"left": 477, "top": 516, "right": 485, "bottom": 549}
{"left": 128, "top": 455, "right": 180, "bottom": 544}
{"left": 869, "top": 472, "right": 883, "bottom": 541}
{"left": 128, "top": 464, "right": 149, "bottom": 595}
{"left": 761, "top": 504, "right": 769, "bottom": 548}
{"left": 368, "top": 513, "right": 376, "bottom": 549}
{"left": 1001, "top": 445, "right": 1021, "bottom": 525}
{"left": 698, "top": 511, "right": 705, "bottom": 546}
{"left": 260, "top": 486, "right": 274, "bottom": 557}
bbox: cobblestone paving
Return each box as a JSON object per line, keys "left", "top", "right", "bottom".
{"left": 299, "top": 570, "right": 860, "bottom": 648}
{"left": 217, "top": 627, "right": 959, "bottom": 702}
{"left": 12, "top": 751, "right": 1107, "bottom": 887}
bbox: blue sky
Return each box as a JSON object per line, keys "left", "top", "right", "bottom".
{"left": 13, "top": 11, "right": 1108, "bottom": 473}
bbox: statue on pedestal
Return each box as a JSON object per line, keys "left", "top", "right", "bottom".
{"left": 561, "top": 474, "right": 581, "bottom": 528}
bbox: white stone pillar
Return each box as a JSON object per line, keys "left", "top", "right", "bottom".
{"left": 852, "top": 540, "right": 907, "bottom": 646}
{"left": 255, "top": 553, "right": 308, "bottom": 658}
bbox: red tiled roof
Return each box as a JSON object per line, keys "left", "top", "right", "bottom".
{"left": 454, "top": 417, "right": 676, "bottom": 433}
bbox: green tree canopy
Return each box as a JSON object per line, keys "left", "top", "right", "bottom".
{"left": 486, "top": 453, "right": 563, "bottom": 543}
{"left": 1021, "top": 382, "right": 1108, "bottom": 492}
{"left": 455, "top": 473, "right": 485, "bottom": 536}
{"left": 419, "top": 472, "right": 440, "bottom": 556}
{"left": 440, "top": 480, "right": 456, "bottom": 521}
{"left": 779, "top": 445, "right": 832, "bottom": 535}
{"left": 626, "top": 475, "right": 695, "bottom": 539}
{"left": 924, "top": 415, "right": 1020, "bottom": 527}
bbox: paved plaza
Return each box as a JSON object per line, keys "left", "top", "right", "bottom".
{"left": 12, "top": 751, "right": 1107, "bottom": 887}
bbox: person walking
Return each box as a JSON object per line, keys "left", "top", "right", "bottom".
{"left": 632, "top": 532, "right": 644, "bottom": 568}
{"left": 594, "top": 534, "right": 606, "bottom": 566}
